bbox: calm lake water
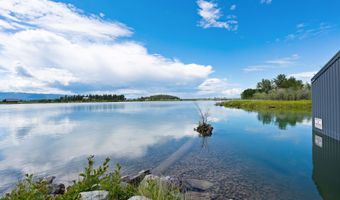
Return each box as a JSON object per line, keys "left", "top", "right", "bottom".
{"left": 0, "top": 101, "right": 337, "bottom": 199}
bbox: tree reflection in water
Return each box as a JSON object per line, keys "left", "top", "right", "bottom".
{"left": 256, "top": 111, "right": 311, "bottom": 130}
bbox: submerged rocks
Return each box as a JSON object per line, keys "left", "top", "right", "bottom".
{"left": 183, "top": 178, "right": 214, "bottom": 192}
{"left": 184, "top": 191, "right": 213, "bottom": 200}
{"left": 80, "top": 190, "right": 109, "bottom": 200}
{"left": 140, "top": 174, "right": 214, "bottom": 199}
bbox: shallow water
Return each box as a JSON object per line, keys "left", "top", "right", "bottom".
{"left": 0, "top": 101, "right": 336, "bottom": 199}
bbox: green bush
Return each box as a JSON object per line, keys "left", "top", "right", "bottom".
{"left": 241, "top": 74, "right": 311, "bottom": 100}
{"left": 1, "top": 174, "right": 49, "bottom": 200}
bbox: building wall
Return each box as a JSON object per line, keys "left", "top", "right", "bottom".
{"left": 312, "top": 53, "right": 340, "bottom": 140}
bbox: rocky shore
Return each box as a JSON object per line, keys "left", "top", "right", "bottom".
{"left": 44, "top": 169, "right": 216, "bottom": 200}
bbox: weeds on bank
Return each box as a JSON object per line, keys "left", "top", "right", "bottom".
{"left": 1, "top": 156, "right": 181, "bottom": 200}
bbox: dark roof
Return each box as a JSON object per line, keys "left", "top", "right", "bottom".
{"left": 312, "top": 51, "right": 340, "bottom": 83}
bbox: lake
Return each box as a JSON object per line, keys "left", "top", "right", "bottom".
{"left": 0, "top": 101, "right": 337, "bottom": 199}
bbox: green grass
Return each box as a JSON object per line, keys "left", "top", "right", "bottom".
{"left": 216, "top": 100, "right": 312, "bottom": 112}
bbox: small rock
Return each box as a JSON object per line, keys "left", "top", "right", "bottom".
{"left": 48, "top": 183, "right": 65, "bottom": 195}
{"left": 128, "top": 169, "right": 151, "bottom": 185}
{"left": 183, "top": 179, "right": 213, "bottom": 192}
{"left": 80, "top": 190, "right": 109, "bottom": 200}
{"left": 128, "top": 196, "right": 151, "bottom": 200}
{"left": 162, "top": 176, "right": 182, "bottom": 188}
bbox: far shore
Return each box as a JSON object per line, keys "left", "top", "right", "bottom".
{"left": 0, "top": 99, "right": 229, "bottom": 105}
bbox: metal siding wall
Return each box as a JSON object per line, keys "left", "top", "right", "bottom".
{"left": 313, "top": 57, "right": 340, "bottom": 140}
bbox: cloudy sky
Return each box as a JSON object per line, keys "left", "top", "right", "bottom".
{"left": 0, "top": 0, "right": 339, "bottom": 98}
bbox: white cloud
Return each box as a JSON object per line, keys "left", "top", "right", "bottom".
{"left": 0, "top": 0, "right": 213, "bottom": 95}
{"left": 285, "top": 22, "right": 332, "bottom": 41}
{"left": 243, "top": 54, "right": 299, "bottom": 73}
{"left": 260, "top": 0, "right": 272, "bottom": 4}
{"left": 230, "top": 4, "right": 237, "bottom": 11}
{"left": 197, "top": 0, "right": 238, "bottom": 31}
{"left": 265, "top": 54, "right": 299, "bottom": 65}
{"left": 197, "top": 78, "right": 242, "bottom": 97}
{"left": 243, "top": 65, "right": 267, "bottom": 72}
{"left": 289, "top": 71, "right": 317, "bottom": 83}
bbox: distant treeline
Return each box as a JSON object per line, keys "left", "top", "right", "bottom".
{"left": 242, "top": 74, "right": 311, "bottom": 100}
{"left": 25, "top": 94, "right": 182, "bottom": 103}
{"left": 135, "top": 94, "right": 180, "bottom": 101}
{"left": 32, "top": 94, "right": 126, "bottom": 103}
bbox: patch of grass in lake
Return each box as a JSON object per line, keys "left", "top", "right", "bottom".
{"left": 217, "top": 100, "right": 312, "bottom": 112}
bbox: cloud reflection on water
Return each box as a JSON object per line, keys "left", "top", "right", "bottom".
{"left": 0, "top": 102, "right": 203, "bottom": 192}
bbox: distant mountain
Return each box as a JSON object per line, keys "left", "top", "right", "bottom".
{"left": 0, "top": 92, "right": 63, "bottom": 101}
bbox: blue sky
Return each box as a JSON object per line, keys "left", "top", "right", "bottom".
{"left": 0, "top": 0, "right": 339, "bottom": 98}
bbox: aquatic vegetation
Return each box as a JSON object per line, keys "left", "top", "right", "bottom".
{"left": 194, "top": 103, "right": 213, "bottom": 137}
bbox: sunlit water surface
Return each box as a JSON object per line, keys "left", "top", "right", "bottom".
{"left": 0, "top": 102, "right": 337, "bottom": 199}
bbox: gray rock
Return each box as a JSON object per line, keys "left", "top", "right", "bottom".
{"left": 183, "top": 179, "right": 213, "bottom": 192}
{"left": 48, "top": 183, "right": 65, "bottom": 195}
{"left": 80, "top": 190, "right": 109, "bottom": 200}
{"left": 128, "top": 196, "right": 151, "bottom": 200}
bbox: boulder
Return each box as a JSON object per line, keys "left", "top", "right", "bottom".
{"left": 183, "top": 179, "right": 213, "bottom": 192}
{"left": 80, "top": 190, "right": 109, "bottom": 200}
{"left": 128, "top": 196, "right": 151, "bottom": 200}
{"left": 128, "top": 169, "right": 151, "bottom": 185}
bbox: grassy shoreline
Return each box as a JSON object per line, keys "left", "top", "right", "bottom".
{"left": 216, "top": 100, "right": 312, "bottom": 112}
